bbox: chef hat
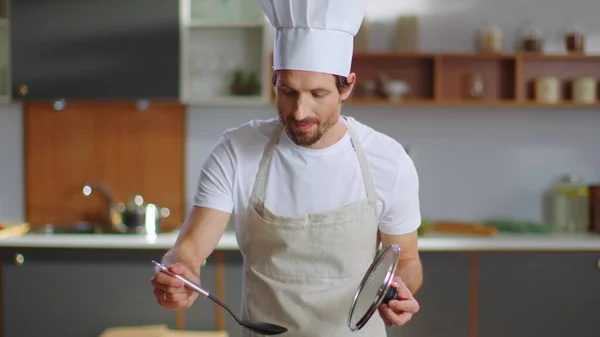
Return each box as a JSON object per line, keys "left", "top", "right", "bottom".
{"left": 257, "top": 0, "right": 368, "bottom": 77}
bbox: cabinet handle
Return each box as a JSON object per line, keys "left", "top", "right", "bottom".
{"left": 14, "top": 253, "right": 24, "bottom": 266}
{"left": 17, "top": 84, "right": 28, "bottom": 97}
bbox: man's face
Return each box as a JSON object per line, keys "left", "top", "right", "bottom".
{"left": 274, "top": 70, "right": 354, "bottom": 148}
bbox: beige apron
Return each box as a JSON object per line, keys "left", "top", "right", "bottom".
{"left": 238, "top": 118, "right": 387, "bottom": 337}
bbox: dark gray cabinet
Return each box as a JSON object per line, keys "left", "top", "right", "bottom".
{"left": 477, "top": 252, "right": 600, "bottom": 337}
{"left": 1, "top": 248, "right": 181, "bottom": 337}
{"left": 219, "top": 251, "right": 472, "bottom": 337}
{"left": 182, "top": 253, "right": 220, "bottom": 331}
{"left": 221, "top": 251, "right": 245, "bottom": 337}
{"left": 386, "top": 252, "right": 472, "bottom": 337}
{"left": 10, "top": 0, "right": 180, "bottom": 100}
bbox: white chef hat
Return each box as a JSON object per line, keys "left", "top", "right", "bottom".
{"left": 257, "top": 0, "right": 368, "bottom": 77}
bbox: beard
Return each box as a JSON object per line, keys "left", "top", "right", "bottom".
{"left": 278, "top": 110, "right": 339, "bottom": 147}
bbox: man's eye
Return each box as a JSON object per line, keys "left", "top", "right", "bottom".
{"left": 312, "top": 92, "right": 328, "bottom": 98}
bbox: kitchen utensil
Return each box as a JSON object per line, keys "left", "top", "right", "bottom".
{"left": 347, "top": 244, "right": 401, "bottom": 331}
{"left": 118, "top": 194, "right": 170, "bottom": 234}
{"left": 151, "top": 261, "right": 287, "bottom": 336}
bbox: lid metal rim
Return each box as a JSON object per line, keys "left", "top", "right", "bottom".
{"left": 347, "top": 244, "right": 401, "bottom": 331}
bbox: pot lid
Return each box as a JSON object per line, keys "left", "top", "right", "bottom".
{"left": 347, "top": 244, "right": 401, "bottom": 331}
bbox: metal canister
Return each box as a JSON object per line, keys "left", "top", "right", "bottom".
{"left": 535, "top": 77, "right": 560, "bottom": 104}
{"left": 573, "top": 77, "right": 597, "bottom": 104}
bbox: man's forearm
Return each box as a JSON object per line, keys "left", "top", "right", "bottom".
{"left": 395, "top": 258, "right": 423, "bottom": 295}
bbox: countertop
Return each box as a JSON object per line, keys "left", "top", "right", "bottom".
{"left": 0, "top": 230, "right": 599, "bottom": 251}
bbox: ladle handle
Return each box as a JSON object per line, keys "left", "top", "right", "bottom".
{"left": 152, "top": 260, "right": 209, "bottom": 297}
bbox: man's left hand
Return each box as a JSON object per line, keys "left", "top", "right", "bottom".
{"left": 378, "top": 276, "right": 420, "bottom": 327}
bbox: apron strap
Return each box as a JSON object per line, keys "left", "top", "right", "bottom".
{"left": 249, "top": 124, "right": 282, "bottom": 203}
{"left": 342, "top": 117, "right": 379, "bottom": 209}
{"left": 250, "top": 117, "right": 379, "bottom": 210}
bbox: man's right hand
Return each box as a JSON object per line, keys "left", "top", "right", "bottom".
{"left": 151, "top": 262, "right": 200, "bottom": 310}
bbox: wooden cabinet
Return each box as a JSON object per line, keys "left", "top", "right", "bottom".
{"left": 345, "top": 53, "right": 600, "bottom": 108}
{"left": 386, "top": 252, "right": 472, "bottom": 337}
{"left": 477, "top": 252, "right": 600, "bottom": 337}
{"left": 0, "top": 248, "right": 180, "bottom": 337}
{"left": 9, "top": 0, "right": 180, "bottom": 100}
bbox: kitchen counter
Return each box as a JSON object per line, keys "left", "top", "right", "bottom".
{"left": 0, "top": 229, "right": 598, "bottom": 251}
{"left": 1, "top": 229, "right": 598, "bottom": 337}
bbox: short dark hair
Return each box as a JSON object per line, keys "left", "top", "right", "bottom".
{"left": 271, "top": 70, "right": 352, "bottom": 94}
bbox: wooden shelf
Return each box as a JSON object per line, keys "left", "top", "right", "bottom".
{"left": 187, "top": 95, "right": 270, "bottom": 106}
{"left": 180, "top": 0, "right": 271, "bottom": 106}
{"left": 341, "top": 52, "right": 600, "bottom": 108}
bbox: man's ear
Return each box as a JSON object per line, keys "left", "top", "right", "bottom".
{"left": 340, "top": 72, "right": 357, "bottom": 101}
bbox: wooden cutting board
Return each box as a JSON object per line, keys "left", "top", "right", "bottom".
{"left": 99, "top": 325, "right": 228, "bottom": 337}
{"left": 428, "top": 221, "right": 498, "bottom": 236}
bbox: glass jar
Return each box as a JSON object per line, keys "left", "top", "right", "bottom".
{"left": 479, "top": 23, "right": 503, "bottom": 53}
{"left": 521, "top": 21, "right": 543, "bottom": 52}
{"left": 468, "top": 72, "right": 484, "bottom": 99}
{"left": 548, "top": 174, "right": 590, "bottom": 233}
{"left": 564, "top": 21, "right": 585, "bottom": 53}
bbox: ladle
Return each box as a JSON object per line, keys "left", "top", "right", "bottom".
{"left": 152, "top": 260, "right": 287, "bottom": 335}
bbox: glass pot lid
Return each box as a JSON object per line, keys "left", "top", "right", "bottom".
{"left": 347, "top": 244, "right": 401, "bottom": 331}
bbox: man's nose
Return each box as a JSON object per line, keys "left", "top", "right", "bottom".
{"left": 292, "top": 95, "right": 311, "bottom": 120}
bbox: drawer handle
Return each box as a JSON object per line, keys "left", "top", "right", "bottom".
{"left": 14, "top": 253, "right": 24, "bottom": 266}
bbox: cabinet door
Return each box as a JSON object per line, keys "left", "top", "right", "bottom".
{"left": 386, "top": 252, "right": 472, "bottom": 337}
{"left": 221, "top": 250, "right": 245, "bottom": 337}
{"left": 182, "top": 253, "right": 220, "bottom": 331}
{"left": 477, "top": 252, "right": 600, "bottom": 337}
{"left": 10, "top": 0, "right": 179, "bottom": 100}
{"left": 1, "top": 248, "right": 180, "bottom": 337}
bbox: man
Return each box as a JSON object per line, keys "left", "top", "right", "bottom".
{"left": 151, "top": 0, "right": 423, "bottom": 335}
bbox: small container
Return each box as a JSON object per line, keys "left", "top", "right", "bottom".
{"left": 535, "top": 76, "right": 560, "bottom": 104}
{"left": 468, "top": 72, "right": 484, "bottom": 99}
{"left": 572, "top": 77, "right": 597, "bottom": 104}
{"left": 521, "top": 22, "right": 543, "bottom": 52}
{"left": 548, "top": 174, "right": 590, "bottom": 233}
{"left": 564, "top": 22, "right": 585, "bottom": 53}
{"left": 479, "top": 23, "right": 503, "bottom": 53}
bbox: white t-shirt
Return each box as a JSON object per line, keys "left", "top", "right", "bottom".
{"left": 193, "top": 116, "right": 421, "bottom": 235}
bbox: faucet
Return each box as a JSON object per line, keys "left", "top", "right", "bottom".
{"left": 82, "top": 182, "right": 123, "bottom": 232}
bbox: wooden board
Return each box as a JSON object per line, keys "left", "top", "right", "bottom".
{"left": 24, "top": 101, "right": 185, "bottom": 232}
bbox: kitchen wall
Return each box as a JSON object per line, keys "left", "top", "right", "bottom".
{"left": 2, "top": 0, "right": 600, "bottom": 224}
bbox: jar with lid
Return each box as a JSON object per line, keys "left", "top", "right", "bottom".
{"left": 521, "top": 21, "right": 543, "bottom": 52}
{"left": 564, "top": 21, "right": 585, "bottom": 53}
{"left": 547, "top": 174, "right": 590, "bottom": 233}
{"left": 478, "top": 22, "right": 503, "bottom": 53}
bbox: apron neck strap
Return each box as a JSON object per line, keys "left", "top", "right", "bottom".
{"left": 250, "top": 117, "right": 378, "bottom": 207}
